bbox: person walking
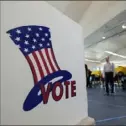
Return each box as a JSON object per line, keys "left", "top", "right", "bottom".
{"left": 103, "top": 56, "right": 115, "bottom": 95}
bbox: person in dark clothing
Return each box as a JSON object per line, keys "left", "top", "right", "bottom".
{"left": 103, "top": 57, "right": 115, "bottom": 95}
{"left": 85, "top": 64, "right": 91, "bottom": 88}
{"left": 88, "top": 69, "right": 92, "bottom": 88}
{"left": 85, "top": 64, "right": 88, "bottom": 87}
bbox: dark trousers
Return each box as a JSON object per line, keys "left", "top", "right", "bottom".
{"left": 87, "top": 77, "right": 92, "bottom": 88}
{"left": 105, "top": 72, "right": 114, "bottom": 93}
{"left": 86, "top": 77, "right": 89, "bottom": 87}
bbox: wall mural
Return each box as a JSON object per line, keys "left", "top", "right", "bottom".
{"left": 7, "top": 25, "right": 76, "bottom": 111}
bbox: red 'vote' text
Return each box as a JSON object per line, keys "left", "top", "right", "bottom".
{"left": 41, "top": 81, "right": 76, "bottom": 104}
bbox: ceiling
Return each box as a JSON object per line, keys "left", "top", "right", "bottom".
{"left": 46, "top": 1, "right": 126, "bottom": 67}
{"left": 84, "top": 10, "right": 126, "bottom": 63}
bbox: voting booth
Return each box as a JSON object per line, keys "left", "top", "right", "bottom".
{"left": 1, "top": 1, "right": 95, "bottom": 125}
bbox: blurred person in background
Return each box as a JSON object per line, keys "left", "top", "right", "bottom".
{"left": 103, "top": 56, "right": 115, "bottom": 95}
{"left": 85, "top": 64, "right": 91, "bottom": 88}
{"left": 85, "top": 64, "right": 89, "bottom": 87}
{"left": 88, "top": 69, "right": 92, "bottom": 88}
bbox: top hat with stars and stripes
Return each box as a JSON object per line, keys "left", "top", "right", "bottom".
{"left": 7, "top": 25, "right": 72, "bottom": 111}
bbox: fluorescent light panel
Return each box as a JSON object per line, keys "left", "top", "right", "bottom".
{"left": 85, "top": 59, "right": 101, "bottom": 63}
{"left": 105, "top": 51, "right": 126, "bottom": 58}
{"left": 112, "top": 60, "right": 126, "bottom": 63}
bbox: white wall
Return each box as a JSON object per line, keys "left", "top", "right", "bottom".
{"left": 1, "top": 1, "right": 87, "bottom": 125}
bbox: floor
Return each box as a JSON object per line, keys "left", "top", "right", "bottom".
{"left": 88, "top": 86, "right": 126, "bottom": 125}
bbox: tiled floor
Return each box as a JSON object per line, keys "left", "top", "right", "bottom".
{"left": 87, "top": 87, "right": 126, "bottom": 125}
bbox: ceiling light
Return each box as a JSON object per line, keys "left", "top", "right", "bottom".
{"left": 102, "top": 36, "right": 106, "bottom": 39}
{"left": 105, "top": 51, "right": 126, "bottom": 58}
{"left": 85, "top": 59, "right": 101, "bottom": 63}
{"left": 112, "top": 60, "right": 126, "bottom": 63}
{"left": 122, "top": 24, "right": 126, "bottom": 29}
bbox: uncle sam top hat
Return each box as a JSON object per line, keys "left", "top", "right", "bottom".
{"left": 7, "top": 25, "right": 72, "bottom": 111}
